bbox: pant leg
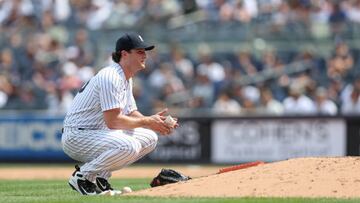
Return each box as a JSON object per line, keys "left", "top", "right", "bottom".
{"left": 62, "top": 128, "right": 141, "bottom": 182}
{"left": 62, "top": 128, "right": 158, "bottom": 182}
{"left": 96, "top": 128, "right": 158, "bottom": 179}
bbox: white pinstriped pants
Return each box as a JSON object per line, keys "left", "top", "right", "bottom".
{"left": 61, "top": 128, "right": 158, "bottom": 182}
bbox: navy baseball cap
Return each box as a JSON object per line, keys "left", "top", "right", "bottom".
{"left": 115, "top": 33, "right": 154, "bottom": 52}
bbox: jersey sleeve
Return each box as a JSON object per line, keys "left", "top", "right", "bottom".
{"left": 98, "top": 70, "right": 126, "bottom": 111}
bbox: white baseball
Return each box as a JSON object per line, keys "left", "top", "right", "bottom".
{"left": 121, "top": 186, "right": 132, "bottom": 194}
{"left": 164, "top": 115, "right": 176, "bottom": 127}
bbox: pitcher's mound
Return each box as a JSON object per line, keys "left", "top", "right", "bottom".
{"left": 129, "top": 157, "right": 360, "bottom": 198}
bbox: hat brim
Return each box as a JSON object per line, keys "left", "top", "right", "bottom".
{"left": 134, "top": 42, "right": 154, "bottom": 51}
{"left": 144, "top": 45, "right": 155, "bottom": 51}
{"left": 133, "top": 45, "right": 154, "bottom": 51}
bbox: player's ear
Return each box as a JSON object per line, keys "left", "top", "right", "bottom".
{"left": 121, "top": 50, "right": 130, "bottom": 56}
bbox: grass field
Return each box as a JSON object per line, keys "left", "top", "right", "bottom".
{"left": 0, "top": 179, "right": 359, "bottom": 203}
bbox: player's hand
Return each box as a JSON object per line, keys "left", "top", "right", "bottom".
{"left": 158, "top": 109, "right": 179, "bottom": 132}
{"left": 155, "top": 108, "right": 168, "bottom": 116}
{"left": 150, "top": 115, "right": 172, "bottom": 135}
{"left": 146, "top": 110, "right": 172, "bottom": 135}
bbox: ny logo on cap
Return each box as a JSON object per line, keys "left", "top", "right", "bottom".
{"left": 138, "top": 35, "right": 144, "bottom": 42}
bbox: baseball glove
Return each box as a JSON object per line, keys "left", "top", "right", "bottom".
{"left": 150, "top": 168, "right": 191, "bottom": 187}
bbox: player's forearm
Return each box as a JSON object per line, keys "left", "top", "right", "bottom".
{"left": 128, "top": 110, "right": 144, "bottom": 118}
{"left": 103, "top": 108, "right": 149, "bottom": 129}
{"left": 105, "top": 114, "right": 150, "bottom": 130}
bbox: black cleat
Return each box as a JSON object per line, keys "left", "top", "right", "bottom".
{"left": 95, "top": 177, "right": 122, "bottom": 195}
{"left": 68, "top": 165, "right": 100, "bottom": 195}
{"left": 95, "top": 177, "right": 113, "bottom": 191}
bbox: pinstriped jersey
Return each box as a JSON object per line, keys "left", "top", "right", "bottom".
{"left": 64, "top": 62, "right": 137, "bottom": 129}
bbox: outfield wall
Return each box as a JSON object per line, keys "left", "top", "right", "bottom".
{"left": 0, "top": 115, "right": 358, "bottom": 163}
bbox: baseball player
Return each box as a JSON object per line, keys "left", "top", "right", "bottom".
{"left": 61, "top": 32, "right": 176, "bottom": 195}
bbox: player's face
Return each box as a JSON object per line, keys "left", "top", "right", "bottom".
{"left": 129, "top": 48, "right": 147, "bottom": 72}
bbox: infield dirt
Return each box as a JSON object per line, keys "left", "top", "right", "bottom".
{"left": 128, "top": 157, "right": 360, "bottom": 198}
{"left": 0, "top": 157, "right": 359, "bottom": 198}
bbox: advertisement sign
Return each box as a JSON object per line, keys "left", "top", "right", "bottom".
{"left": 211, "top": 119, "right": 346, "bottom": 163}
{"left": 0, "top": 115, "right": 352, "bottom": 163}
{"left": 0, "top": 117, "right": 70, "bottom": 162}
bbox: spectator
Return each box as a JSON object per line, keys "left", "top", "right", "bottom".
{"left": 328, "top": 77, "right": 344, "bottom": 106}
{"left": 180, "top": 0, "right": 199, "bottom": 14}
{"left": 346, "top": 0, "right": 360, "bottom": 24}
{"left": 0, "top": 0, "right": 35, "bottom": 27}
{"left": 169, "top": 46, "right": 194, "bottom": 85}
{"left": 259, "top": 87, "right": 284, "bottom": 115}
{"left": 0, "top": 48, "right": 19, "bottom": 82}
{"left": 86, "top": 0, "right": 112, "bottom": 30}
{"left": 327, "top": 42, "right": 354, "bottom": 80}
{"left": 148, "top": 62, "right": 185, "bottom": 108}
{"left": 46, "top": 86, "right": 74, "bottom": 115}
{"left": 232, "top": 0, "right": 258, "bottom": 23}
{"left": 241, "top": 85, "right": 260, "bottom": 113}
{"left": 314, "top": 86, "right": 338, "bottom": 115}
{"left": 40, "top": 0, "right": 71, "bottom": 23}
{"left": 283, "top": 82, "right": 316, "bottom": 115}
{"left": 341, "top": 76, "right": 360, "bottom": 114}
{"left": 341, "top": 88, "right": 360, "bottom": 115}
{"left": 234, "top": 50, "right": 259, "bottom": 76}
{"left": 148, "top": 62, "right": 174, "bottom": 90}
{"left": 212, "top": 90, "right": 241, "bottom": 115}
{"left": 146, "top": 0, "right": 181, "bottom": 22}
{"left": 196, "top": 44, "right": 225, "bottom": 83}
{"left": 328, "top": 2, "right": 347, "bottom": 37}
{"left": 192, "top": 73, "right": 214, "bottom": 108}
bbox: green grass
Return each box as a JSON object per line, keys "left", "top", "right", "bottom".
{"left": 0, "top": 179, "right": 358, "bottom": 203}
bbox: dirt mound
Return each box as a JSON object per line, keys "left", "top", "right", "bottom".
{"left": 129, "top": 157, "right": 360, "bottom": 198}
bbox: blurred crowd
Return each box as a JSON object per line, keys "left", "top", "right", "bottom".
{"left": 1, "top": 0, "right": 360, "bottom": 116}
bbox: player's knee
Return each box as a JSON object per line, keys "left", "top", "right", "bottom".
{"left": 124, "top": 141, "right": 141, "bottom": 157}
{"left": 137, "top": 128, "right": 158, "bottom": 145}
{"left": 149, "top": 130, "right": 158, "bottom": 145}
{"left": 145, "top": 130, "right": 158, "bottom": 150}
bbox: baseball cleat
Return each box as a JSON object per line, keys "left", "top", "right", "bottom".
{"left": 95, "top": 177, "right": 122, "bottom": 195}
{"left": 68, "top": 165, "right": 100, "bottom": 195}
